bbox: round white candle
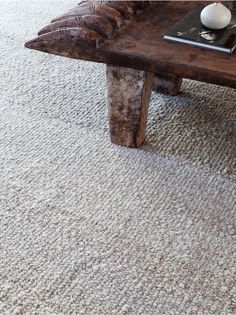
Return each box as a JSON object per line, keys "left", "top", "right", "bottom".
{"left": 200, "top": 2, "right": 232, "bottom": 30}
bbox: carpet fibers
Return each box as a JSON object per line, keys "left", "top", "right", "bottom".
{"left": 0, "top": 1, "right": 236, "bottom": 314}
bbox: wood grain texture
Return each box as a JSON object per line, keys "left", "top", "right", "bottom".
{"left": 100, "top": 1, "right": 236, "bottom": 88}
{"left": 52, "top": 2, "right": 123, "bottom": 29}
{"left": 107, "top": 65, "right": 154, "bottom": 148}
{"left": 38, "top": 15, "right": 114, "bottom": 38}
{"left": 25, "top": 27, "right": 103, "bottom": 52}
{"left": 25, "top": 1, "right": 236, "bottom": 89}
{"left": 224, "top": 1, "right": 236, "bottom": 10}
{"left": 98, "top": 1, "right": 135, "bottom": 18}
{"left": 153, "top": 73, "right": 183, "bottom": 96}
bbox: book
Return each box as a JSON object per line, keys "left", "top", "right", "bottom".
{"left": 164, "top": 5, "right": 236, "bottom": 54}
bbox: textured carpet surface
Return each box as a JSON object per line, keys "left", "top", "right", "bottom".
{"left": 0, "top": 1, "right": 236, "bottom": 314}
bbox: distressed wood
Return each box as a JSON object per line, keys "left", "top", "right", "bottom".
{"left": 98, "top": 1, "right": 135, "bottom": 18}
{"left": 153, "top": 73, "right": 183, "bottom": 96}
{"left": 107, "top": 65, "right": 154, "bottom": 148}
{"left": 26, "top": 1, "right": 152, "bottom": 54}
{"left": 24, "top": 0, "right": 236, "bottom": 148}
{"left": 25, "top": 1, "right": 236, "bottom": 88}
{"left": 52, "top": 2, "right": 123, "bottom": 29}
{"left": 224, "top": 1, "right": 236, "bottom": 10}
{"left": 25, "top": 27, "right": 103, "bottom": 55}
{"left": 38, "top": 15, "right": 114, "bottom": 38}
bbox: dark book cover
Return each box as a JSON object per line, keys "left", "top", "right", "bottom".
{"left": 164, "top": 5, "right": 236, "bottom": 53}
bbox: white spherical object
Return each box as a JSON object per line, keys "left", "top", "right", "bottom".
{"left": 200, "top": 2, "right": 232, "bottom": 29}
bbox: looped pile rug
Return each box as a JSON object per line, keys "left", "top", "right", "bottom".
{"left": 0, "top": 1, "right": 235, "bottom": 314}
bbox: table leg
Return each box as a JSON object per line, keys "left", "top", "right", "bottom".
{"left": 153, "top": 73, "right": 182, "bottom": 96}
{"left": 106, "top": 65, "right": 154, "bottom": 148}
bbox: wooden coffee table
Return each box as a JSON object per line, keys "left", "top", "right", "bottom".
{"left": 25, "top": 1, "right": 236, "bottom": 147}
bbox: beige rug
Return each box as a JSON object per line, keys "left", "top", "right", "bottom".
{"left": 0, "top": 1, "right": 236, "bottom": 314}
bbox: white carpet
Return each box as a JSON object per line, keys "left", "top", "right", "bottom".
{"left": 0, "top": 1, "right": 236, "bottom": 314}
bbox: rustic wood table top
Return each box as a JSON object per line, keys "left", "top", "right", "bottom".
{"left": 98, "top": 1, "right": 236, "bottom": 88}
{"left": 26, "top": 1, "right": 236, "bottom": 88}
{"left": 25, "top": 1, "right": 236, "bottom": 148}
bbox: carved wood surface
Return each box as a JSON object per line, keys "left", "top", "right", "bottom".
{"left": 25, "top": 1, "right": 236, "bottom": 88}
{"left": 25, "top": 1, "right": 151, "bottom": 55}
{"left": 38, "top": 15, "right": 114, "bottom": 38}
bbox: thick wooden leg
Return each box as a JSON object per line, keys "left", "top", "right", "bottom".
{"left": 106, "top": 65, "right": 154, "bottom": 148}
{"left": 153, "top": 73, "right": 182, "bottom": 96}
